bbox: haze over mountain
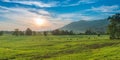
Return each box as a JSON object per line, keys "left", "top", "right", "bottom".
{"left": 61, "top": 19, "right": 109, "bottom": 33}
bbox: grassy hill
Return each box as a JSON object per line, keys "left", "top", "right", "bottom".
{"left": 61, "top": 19, "right": 109, "bottom": 33}
{"left": 0, "top": 35, "right": 120, "bottom": 60}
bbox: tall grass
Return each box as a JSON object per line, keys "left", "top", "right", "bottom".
{"left": 0, "top": 35, "right": 119, "bottom": 60}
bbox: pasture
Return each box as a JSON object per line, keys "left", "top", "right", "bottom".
{"left": 0, "top": 35, "right": 120, "bottom": 60}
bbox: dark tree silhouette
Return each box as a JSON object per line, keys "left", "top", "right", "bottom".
{"left": 51, "top": 29, "right": 60, "bottom": 35}
{"left": 69, "top": 30, "right": 74, "bottom": 35}
{"left": 51, "top": 29, "right": 74, "bottom": 35}
{"left": 108, "top": 13, "right": 120, "bottom": 39}
{"left": 97, "top": 34, "right": 100, "bottom": 37}
{"left": 85, "top": 29, "right": 96, "bottom": 35}
{"left": 19, "top": 31, "right": 24, "bottom": 36}
{"left": 32, "top": 31, "right": 36, "bottom": 36}
{"left": 43, "top": 31, "right": 47, "bottom": 36}
{"left": 0, "top": 31, "right": 3, "bottom": 36}
{"left": 13, "top": 29, "right": 19, "bottom": 36}
{"left": 25, "top": 28, "right": 32, "bottom": 36}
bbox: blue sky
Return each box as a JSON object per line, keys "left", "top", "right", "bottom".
{"left": 0, "top": 0, "right": 120, "bottom": 31}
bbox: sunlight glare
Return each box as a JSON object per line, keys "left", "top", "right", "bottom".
{"left": 35, "top": 18, "right": 45, "bottom": 26}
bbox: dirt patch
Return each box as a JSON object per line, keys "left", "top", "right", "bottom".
{"left": 86, "top": 42, "right": 120, "bottom": 49}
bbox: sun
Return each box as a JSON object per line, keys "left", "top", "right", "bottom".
{"left": 35, "top": 18, "right": 45, "bottom": 26}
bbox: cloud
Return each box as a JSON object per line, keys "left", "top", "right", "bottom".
{"left": 0, "top": 6, "right": 38, "bottom": 26}
{"left": 1, "top": 0, "right": 57, "bottom": 7}
{"left": 1, "top": 0, "right": 97, "bottom": 7}
{"left": 29, "top": 9, "right": 51, "bottom": 16}
{"left": 55, "top": 13, "right": 98, "bottom": 21}
{"left": 79, "top": 0, "right": 96, "bottom": 3}
{"left": 61, "top": 0, "right": 97, "bottom": 7}
{"left": 1, "top": 5, "right": 96, "bottom": 31}
{"left": 0, "top": 6, "right": 72, "bottom": 31}
{"left": 86, "top": 5, "right": 119, "bottom": 12}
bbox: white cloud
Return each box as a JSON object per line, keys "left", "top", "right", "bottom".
{"left": 2, "top": 0, "right": 9, "bottom": 2}
{"left": 1, "top": 0, "right": 97, "bottom": 7}
{"left": 55, "top": 13, "right": 97, "bottom": 21}
{"left": 0, "top": 6, "right": 72, "bottom": 31}
{"left": 36, "top": 9, "right": 51, "bottom": 16}
{"left": 61, "top": 0, "right": 96, "bottom": 7}
{"left": 1, "top": 5, "right": 95, "bottom": 31}
{"left": 2, "top": 0, "right": 57, "bottom": 7}
{"left": 87, "top": 5, "right": 119, "bottom": 12}
{"left": 79, "top": 0, "right": 96, "bottom": 3}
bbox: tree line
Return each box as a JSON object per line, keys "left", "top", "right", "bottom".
{"left": 51, "top": 29, "right": 74, "bottom": 35}
{"left": 0, "top": 28, "right": 102, "bottom": 36}
{"left": 12, "top": 28, "right": 75, "bottom": 36}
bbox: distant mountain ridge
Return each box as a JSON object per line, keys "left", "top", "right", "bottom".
{"left": 60, "top": 19, "right": 109, "bottom": 33}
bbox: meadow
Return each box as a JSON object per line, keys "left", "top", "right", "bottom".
{"left": 0, "top": 35, "right": 120, "bottom": 60}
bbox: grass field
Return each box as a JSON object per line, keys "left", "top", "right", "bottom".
{"left": 0, "top": 35, "right": 120, "bottom": 60}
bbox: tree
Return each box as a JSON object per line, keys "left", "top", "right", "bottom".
{"left": 0, "top": 31, "right": 3, "bottom": 36}
{"left": 108, "top": 13, "right": 120, "bottom": 39}
{"left": 69, "top": 30, "right": 74, "bottom": 35}
{"left": 43, "top": 31, "right": 47, "bottom": 36}
{"left": 97, "top": 34, "right": 100, "bottom": 37}
{"left": 85, "top": 29, "right": 96, "bottom": 35}
{"left": 32, "top": 31, "right": 36, "bottom": 36}
{"left": 52, "top": 29, "right": 75, "bottom": 35}
{"left": 51, "top": 29, "right": 60, "bottom": 35}
{"left": 13, "top": 29, "right": 19, "bottom": 36}
{"left": 19, "top": 31, "right": 24, "bottom": 36}
{"left": 25, "top": 28, "right": 32, "bottom": 36}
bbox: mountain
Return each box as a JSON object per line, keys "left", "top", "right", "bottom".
{"left": 60, "top": 19, "right": 109, "bottom": 33}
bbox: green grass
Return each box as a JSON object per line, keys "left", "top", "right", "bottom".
{"left": 0, "top": 35, "right": 120, "bottom": 60}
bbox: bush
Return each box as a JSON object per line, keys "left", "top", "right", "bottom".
{"left": 25, "top": 28, "right": 32, "bottom": 36}
{"left": 0, "top": 31, "right": 3, "bottom": 36}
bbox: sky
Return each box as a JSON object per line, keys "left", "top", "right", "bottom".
{"left": 0, "top": 0, "right": 120, "bottom": 31}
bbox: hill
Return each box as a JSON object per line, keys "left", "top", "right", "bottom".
{"left": 60, "top": 19, "right": 109, "bottom": 33}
